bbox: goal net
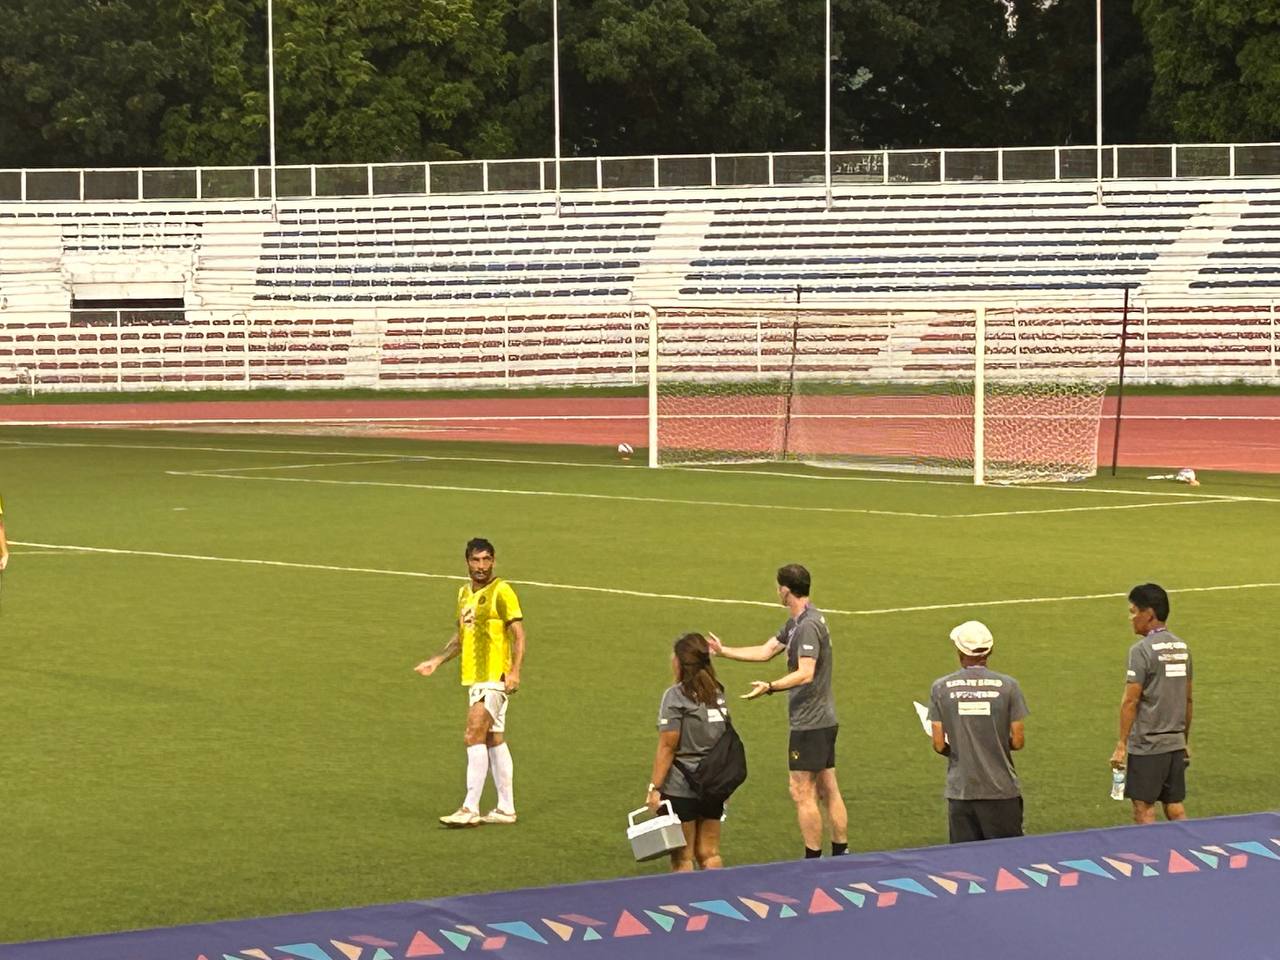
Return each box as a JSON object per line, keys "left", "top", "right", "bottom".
{"left": 648, "top": 305, "right": 1122, "bottom": 484}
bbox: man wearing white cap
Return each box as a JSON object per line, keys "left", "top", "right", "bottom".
{"left": 927, "top": 621, "right": 1028, "bottom": 843}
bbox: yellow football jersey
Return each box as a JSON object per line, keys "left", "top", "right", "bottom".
{"left": 456, "top": 578, "right": 523, "bottom": 685}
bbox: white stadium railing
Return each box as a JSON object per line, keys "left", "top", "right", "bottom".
{"left": 2, "top": 142, "right": 1280, "bottom": 203}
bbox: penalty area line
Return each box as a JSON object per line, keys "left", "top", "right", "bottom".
{"left": 8, "top": 540, "right": 800, "bottom": 612}
{"left": 13, "top": 540, "right": 1280, "bottom": 618}
{"left": 164, "top": 469, "right": 945, "bottom": 518}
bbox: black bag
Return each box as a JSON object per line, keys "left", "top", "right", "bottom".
{"left": 674, "top": 716, "right": 748, "bottom": 801}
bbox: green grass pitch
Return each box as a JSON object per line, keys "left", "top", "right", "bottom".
{"left": 1, "top": 425, "right": 1277, "bottom": 943}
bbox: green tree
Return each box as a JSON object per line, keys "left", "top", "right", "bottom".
{"left": 497, "top": 0, "right": 833, "bottom": 157}
{"left": 1136, "top": 0, "right": 1280, "bottom": 141}
{"left": 0, "top": 0, "right": 178, "bottom": 166}
{"left": 163, "top": 0, "right": 514, "bottom": 165}
{"left": 1004, "top": 0, "right": 1159, "bottom": 147}
{"left": 827, "top": 0, "right": 1019, "bottom": 149}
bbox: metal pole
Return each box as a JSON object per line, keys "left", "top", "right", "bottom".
{"left": 973, "top": 305, "right": 986, "bottom": 485}
{"left": 647, "top": 306, "right": 659, "bottom": 468}
{"left": 780, "top": 286, "right": 803, "bottom": 460}
{"left": 1094, "top": 0, "right": 1103, "bottom": 206}
{"left": 824, "top": 0, "right": 832, "bottom": 210}
{"left": 1110, "top": 289, "right": 1132, "bottom": 476}
{"left": 267, "top": 0, "right": 278, "bottom": 214}
{"left": 552, "top": 0, "right": 563, "bottom": 217}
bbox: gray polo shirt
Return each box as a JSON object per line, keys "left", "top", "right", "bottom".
{"left": 1125, "top": 627, "right": 1192, "bottom": 756}
{"left": 775, "top": 604, "right": 838, "bottom": 732}
{"left": 928, "top": 665, "right": 1028, "bottom": 801}
{"left": 656, "top": 684, "right": 730, "bottom": 798}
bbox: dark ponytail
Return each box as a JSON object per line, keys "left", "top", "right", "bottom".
{"left": 673, "top": 632, "right": 723, "bottom": 706}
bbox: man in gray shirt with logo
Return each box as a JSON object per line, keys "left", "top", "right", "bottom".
{"left": 1109, "top": 582, "right": 1193, "bottom": 824}
{"left": 928, "top": 620, "right": 1028, "bottom": 843}
{"left": 708, "top": 564, "right": 849, "bottom": 859}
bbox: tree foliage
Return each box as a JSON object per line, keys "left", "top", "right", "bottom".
{"left": 1137, "top": 0, "right": 1280, "bottom": 141}
{"left": 0, "top": 0, "right": 1273, "bottom": 169}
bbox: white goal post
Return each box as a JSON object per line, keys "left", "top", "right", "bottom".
{"left": 645, "top": 303, "right": 1124, "bottom": 485}
{"left": 0, "top": 364, "right": 36, "bottom": 397}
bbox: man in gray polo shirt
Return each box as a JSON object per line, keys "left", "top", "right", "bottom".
{"left": 1109, "top": 582, "right": 1193, "bottom": 824}
{"left": 927, "top": 620, "right": 1028, "bottom": 843}
{"left": 708, "top": 563, "right": 849, "bottom": 859}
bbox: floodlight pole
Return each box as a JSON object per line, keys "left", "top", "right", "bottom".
{"left": 824, "top": 0, "right": 833, "bottom": 211}
{"left": 552, "top": 0, "right": 563, "bottom": 217}
{"left": 267, "top": 0, "right": 278, "bottom": 216}
{"left": 1094, "top": 0, "right": 1104, "bottom": 206}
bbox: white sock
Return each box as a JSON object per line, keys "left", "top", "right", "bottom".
{"left": 488, "top": 742, "right": 515, "bottom": 813}
{"left": 464, "top": 744, "right": 488, "bottom": 811}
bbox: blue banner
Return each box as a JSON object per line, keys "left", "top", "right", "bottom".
{"left": 4, "top": 813, "right": 1278, "bottom": 960}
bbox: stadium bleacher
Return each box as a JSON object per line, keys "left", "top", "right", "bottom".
{"left": 1, "top": 179, "right": 1278, "bottom": 390}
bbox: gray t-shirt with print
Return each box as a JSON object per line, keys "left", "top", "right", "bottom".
{"left": 928, "top": 665, "right": 1028, "bottom": 801}
{"left": 775, "top": 604, "right": 838, "bottom": 732}
{"left": 656, "top": 684, "right": 730, "bottom": 798}
{"left": 1126, "top": 627, "right": 1192, "bottom": 756}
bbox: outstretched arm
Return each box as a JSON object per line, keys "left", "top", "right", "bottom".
{"left": 741, "top": 654, "right": 815, "bottom": 700}
{"left": 415, "top": 631, "right": 460, "bottom": 676}
{"left": 707, "top": 632, "right": 785, "bottom": 663}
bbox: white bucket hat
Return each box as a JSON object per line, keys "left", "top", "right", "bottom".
{"left": 950, "top": 620, "right": 994, "bottom": 656}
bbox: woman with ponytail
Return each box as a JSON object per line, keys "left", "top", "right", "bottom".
{"left": 644, "top": 632, "right": 729, "bottom": 871}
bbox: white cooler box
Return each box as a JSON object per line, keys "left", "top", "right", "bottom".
{"left": 627, "top": 801, "right": 686, "bottom": 862}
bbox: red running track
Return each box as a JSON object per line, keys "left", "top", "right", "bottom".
{"left": 1, "top": 394, "right": 1277, "bottom": 473}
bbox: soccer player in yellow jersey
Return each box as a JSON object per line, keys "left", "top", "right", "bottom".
{"left": 415, "top": 538, "right": 526, "bottom": 827}
{"left": 0, "top": 494, "right": 9, "bottom": 571}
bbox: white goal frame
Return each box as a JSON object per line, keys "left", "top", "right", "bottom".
{"left": 645, "top": 301, "right": 1122, "bottom": 485}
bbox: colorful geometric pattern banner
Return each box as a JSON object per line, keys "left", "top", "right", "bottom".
{"left": 4, "top": 813, "right": 1279, "bottom": 960}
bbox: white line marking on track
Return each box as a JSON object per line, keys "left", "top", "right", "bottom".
{"left": 14, "top": 539, "right": 1280, "bottom": 616}
{"left": 0, "top": 415, "right": 648, "bottom": 427}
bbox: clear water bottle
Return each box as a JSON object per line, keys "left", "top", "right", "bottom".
{"left": 1110, "top": 766, "right": 1126, "bottom": 800}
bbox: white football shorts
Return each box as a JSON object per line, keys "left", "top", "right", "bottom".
{"left": 468, "top": 682, "right": 509, "bottom": 733}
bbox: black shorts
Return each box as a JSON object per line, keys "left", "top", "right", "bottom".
{"left": 948, "top": 797, "right": 1024, "bottom": 844}
{"left": 662, "top": 793, "right": 724, "bottom": 823}
{"left": 1126, "top": 750, "right": 1188, "bottom": 804}
{"left": 788, "top": 725, "right": 838, "bottom": 771}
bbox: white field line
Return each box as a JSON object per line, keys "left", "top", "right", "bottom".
{"left": 949, "top": 498, "right": 1241, "bottom": 518}
{"left": 846, "top": 581, "right": 1280, "bottom": 616}
{"left": 164, "top": 469, "right": 946, "bottom": 518}
{"left": 190, "top": 458, "right": 416, "bottom": 474}
{"left": 0, "top": 439, "right": 644, "bottom": 471}
{"left": 6, "top": 436, "right": 1278, "bottom": 506}
{"left": 8, "top": 540, "right": 799, "bottom": 612}
{"left": 168, "top": 465, "right": 1239, "bottom": 519}
{"left": 684, "top": 464, "right": 1280, "bottom": 503}
{"left": 14, "top": 539, "right": 1280, "bottom": 617}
